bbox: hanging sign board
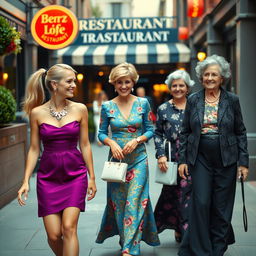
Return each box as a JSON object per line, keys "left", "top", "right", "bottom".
{"left": 72, "top": 16, "right": 178, "bottom": 45}
{"left": 31, "top": 5, "right": 78, "bottom": 49}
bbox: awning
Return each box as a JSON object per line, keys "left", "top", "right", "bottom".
{"left": 56, "top": 43, "right": 190, "bottom": 65}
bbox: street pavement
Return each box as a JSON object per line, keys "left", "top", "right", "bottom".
{"left": 0, "top": 140, "right": 256, "bottom": 256}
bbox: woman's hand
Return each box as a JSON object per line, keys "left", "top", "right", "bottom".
{"left": 238, "top": 166, "right": 249, "bottom": 181}
{"left": 17, "top": 182, "right": 30, "bottom": 206}
{"left": 157, "top": 156, "right": 168, "bottom": 172}
{"left": 122, "top": 139, "right": 138, "bottom": 155}
{"left": 178, "top": 164, "right": 189, "bottom": 179}
{"left": 87, "top": 178, "right": 97, "bottom": 201}
{"left": 110, "top": 140, "right": 125, "bottom": 160}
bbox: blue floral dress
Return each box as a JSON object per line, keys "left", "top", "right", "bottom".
{"left": 154, "top": 101, "right": 192, "bottom": 237}
{"left": 96, "top": 97, "right": 160, "bottom": 255}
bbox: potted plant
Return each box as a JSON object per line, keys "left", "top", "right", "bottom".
{"left": 0, "top": 87, "right": 27, "bottom": 208}
{"left": 0, "top": 86, "right": 16, "bottom": 125}
{"left": 0, "top": 16, "right": 22, "bottom": 84}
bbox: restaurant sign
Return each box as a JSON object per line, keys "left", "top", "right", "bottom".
{"left": 72, "top": 17, "right": 178, "bottom": 45}
{"left": 31, "top": 5, "right": 78, "bottom": 49}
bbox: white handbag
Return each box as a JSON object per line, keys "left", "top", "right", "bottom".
{"left": 155, "top": 139, "right": 178, "bottom": 185}
{"left": 101, "top": 157, "right": 128, "bottom": 183}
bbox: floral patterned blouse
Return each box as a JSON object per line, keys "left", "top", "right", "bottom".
{"left": 201, "top": 102, "right": 219, "bottom": 134}
{"left": 154, "top": 101, "right": 185, "bottom": 161}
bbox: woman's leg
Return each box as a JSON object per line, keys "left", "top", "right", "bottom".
{"left": 43, "top": 213, "right": 63, "bottom": 256}
{"left": 62, "top": 207, "right": 80, "bottom": 256}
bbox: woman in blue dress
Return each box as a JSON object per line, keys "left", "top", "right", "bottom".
{"left": 96, "top": 62, "right": 160, "bottom": 256}
{"left": 154, "top": 70, "right": 194, "bottom": 242}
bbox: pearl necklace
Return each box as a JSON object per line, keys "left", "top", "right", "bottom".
{"left": 49, "top": 102, "right": 68, "bottom": 121}
{"left": 205, "top": 92, "right": 221, "bottom": 104}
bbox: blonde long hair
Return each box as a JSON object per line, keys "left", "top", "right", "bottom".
{"left": 22, "top": 64, "right": 76, "bottom": 116}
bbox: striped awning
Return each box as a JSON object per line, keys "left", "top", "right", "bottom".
{"left": 57, "top": 43, "right": 190, "bottom": 65}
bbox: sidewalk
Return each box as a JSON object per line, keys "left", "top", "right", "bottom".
{"left": 0, "top": 141, "right": 256, "bottom": 256}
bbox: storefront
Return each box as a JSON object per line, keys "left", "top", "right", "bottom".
{"left": 56, "top": 16, "right": 191, "bottom": 109}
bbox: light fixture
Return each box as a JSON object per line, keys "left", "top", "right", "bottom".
{"left": 178, "top": 27, "right": 189, "bottom": 40}
{"left": 77, "top": 73, "right": 84, "bottom": 83}
{"left": 3, "top": 72, "right": 8, "bottom": 81}
{"left": 197, "top": 52, "right": 206, "bottom": 62}
{"left": 98, "top": 71, "right": 104, "bottom": 77}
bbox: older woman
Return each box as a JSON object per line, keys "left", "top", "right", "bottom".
{"left": 154, "top": 70, "right": 194, "bottom": 243}
{"left": 96, "top": 62, "right": 160, "bottom": 256}
{"left": 178, "top": 55, "right": 249, "bottom": 256}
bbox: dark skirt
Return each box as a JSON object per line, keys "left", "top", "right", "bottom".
{"left": 154, "top": 175, "right": 192, "bottom": 237}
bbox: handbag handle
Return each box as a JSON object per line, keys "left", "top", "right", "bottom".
{"left": 109, "top": 156, "right": 125, "bottom": 163}
{"left": 164, "top": 139, "right": 172, "bottom": 161}
{"left": 240, "top": 175, "right": 248, "bottom": 232}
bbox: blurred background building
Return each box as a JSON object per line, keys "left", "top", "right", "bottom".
{"left": 0, "top": 0, "right": 255, "bottom": 178}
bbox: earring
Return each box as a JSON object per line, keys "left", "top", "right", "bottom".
{"left": 54, "top": 88, "right": 57, "bottom": 96}
{"left": 131, "top": 88, "right": 134, "bottom": 92}
{"left": 114, "top": 89, "right": 117, "bottom": 93}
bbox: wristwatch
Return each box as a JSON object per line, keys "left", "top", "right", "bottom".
{"left": 136, "top": 137, "right": 142, "bottom": 144}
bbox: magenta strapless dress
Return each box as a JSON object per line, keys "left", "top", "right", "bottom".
{"left": 37, "top": 121, "right": 88, "bottom": 217}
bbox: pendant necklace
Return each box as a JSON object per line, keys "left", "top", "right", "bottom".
{"left": 49, "top": 101, "right": 68, "bottom": 121}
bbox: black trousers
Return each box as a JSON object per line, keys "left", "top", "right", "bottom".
{"left": 178, "top": 135, "right": 236, "bottom": 256}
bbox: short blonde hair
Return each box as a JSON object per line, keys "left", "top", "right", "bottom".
{"left": 109, "top": 62, "right": 139, "bottom": 85}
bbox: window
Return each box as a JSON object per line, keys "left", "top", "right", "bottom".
{"left": 159, "top": 0, "right": 166, "bottom": 16}
{"left": 112, "top": 3, "right": 121, "bottom": 17}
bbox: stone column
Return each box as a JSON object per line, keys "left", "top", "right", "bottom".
{"left": 206, "top": 16, "right": 226, "bottom": 57}
{"left": 236, "top": 0, "right": 256, "bottom": 179}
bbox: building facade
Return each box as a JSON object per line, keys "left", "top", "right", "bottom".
{"left": 0, "top": 0, "right": 92, "bottom": 111}
{"left": 177, "top": 0, "right": 256, "bottom": 179}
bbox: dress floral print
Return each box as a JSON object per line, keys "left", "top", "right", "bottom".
{"left": 96, "top": 97, "right": 160, "bottom": 255}
{"left": 154, "top": 101, "right": 192, "bottom": 237}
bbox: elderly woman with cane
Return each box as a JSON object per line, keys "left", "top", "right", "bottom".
{"left": 178, "top": 55, "right": 249, "bottom": 256}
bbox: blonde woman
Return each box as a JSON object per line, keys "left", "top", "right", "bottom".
{"left": 96, "top": 63, "right": 160, "bottom": 256}
{"left": 17, "top": 64, "right": 97, "bottom": 256}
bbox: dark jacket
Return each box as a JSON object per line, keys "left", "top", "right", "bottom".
{"left": 178, "top": 88, "right": 249, "bottom": 167}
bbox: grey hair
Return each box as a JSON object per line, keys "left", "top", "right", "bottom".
{"left": 195, "top": 54, "right": 231, "bottom": 84}
{"left": 165, "top": 70, "right": 195, "bottom": 90}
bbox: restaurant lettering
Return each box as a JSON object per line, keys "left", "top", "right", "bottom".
{"left": 31, "top": 5, "right": 78, "bottom": 49}
{"left": 72, "top": 17, "right": 178, "bottom": 45}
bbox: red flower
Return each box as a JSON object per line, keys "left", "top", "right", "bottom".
{"left": 127, "top": 125, "right": 137, "bottom": 133}
{"left": 141, "top": 199, "right": 148, "bottom": 209}
{"left": 126, "top": 169, "right": 135, "bottom": 182}
{"left": 148, "top": 111, "right": 156, "bottom": 122}
{"left": 6, "top": 41, "right": 16, "bottom": 53}
{"left": 139, "top": 220, "right": 144, "bottom": 231}
{"left": 109, "top": 199, "right": 116, "bottom": 210}
{"left": 137, "top": 107, "right": 142, "bottom": 112}
{"left": 104, "top": 224, "right": 113, "bottom": 231}
{"left": 109, "top": 109, "right": 115, "bottom": 114}
{"left": 124, "top": 217, "right": 133, "bottom": 226}
{"left": 126, "top": 200, "right": 130, "bottom": 206}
